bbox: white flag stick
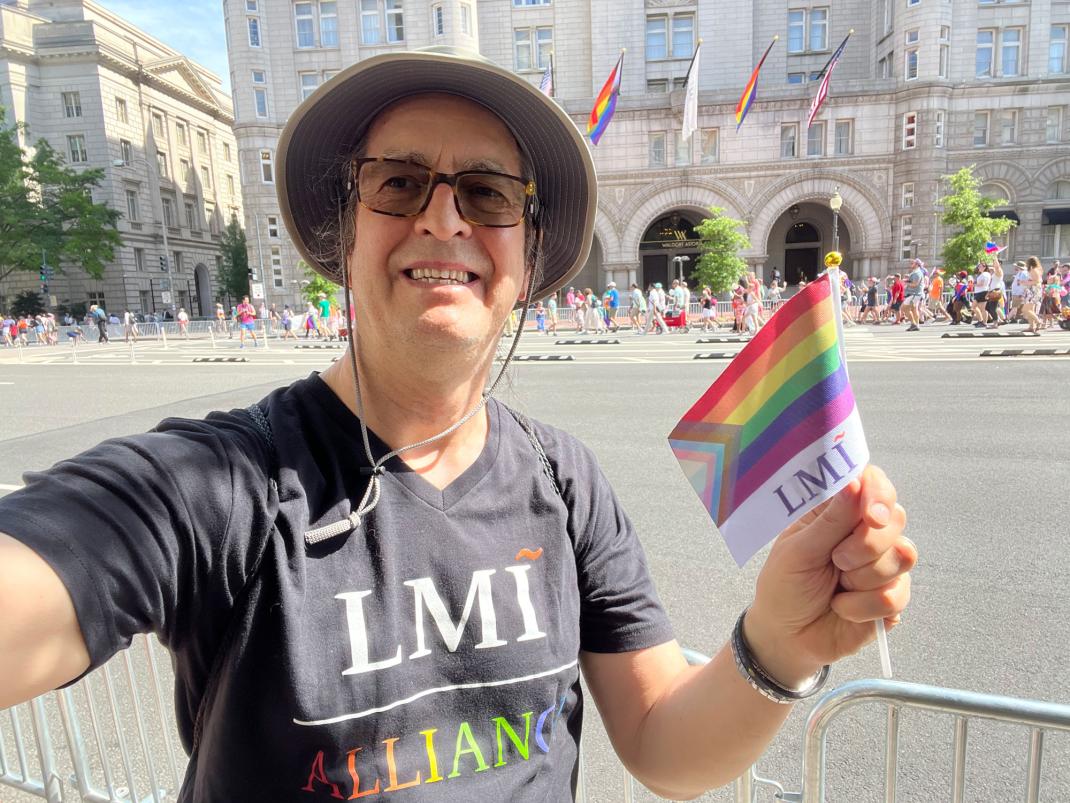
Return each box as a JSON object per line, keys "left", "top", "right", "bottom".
{"left": 827, "top": 263, "right": 893, "bottom": 679}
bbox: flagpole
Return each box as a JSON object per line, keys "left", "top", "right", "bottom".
{"left": 550, "top": 52, "right": 556, "bottom": 98}
{"left": 683, "top": 37, "right": 702, "bottom": 80}
{"left": 827, "top": 262, "right": 894, "bottom": 680}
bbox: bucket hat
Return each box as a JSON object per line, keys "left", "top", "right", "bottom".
{"left": 276, "top": 46, "right": 596, "bottom": 301}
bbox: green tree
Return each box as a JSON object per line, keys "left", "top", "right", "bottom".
{"left": 299, "top": 261, "right": 340, "bottom": 304}
{"left": 694, "top": 207, "right": 751, "bottom": 294}
{"left": 939, "top": 166, "right": 1017, "bottom": 272}
{"left": 217, "top": 215, "right": 250, "bottom": 301}
{"left": 10, "top": 290, "right": 45, "bottom": 317}
{"left": 0, "top": 106, "right": 122, "bottom": 283}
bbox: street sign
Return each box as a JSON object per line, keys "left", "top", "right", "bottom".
{"left": 160, "top": 278, "right": 171, "bottom": 291}
{"left": 161, "top": 291, "right": 173, "bottom": 304}
{"left": 250, "top": 282, "right": 265, "bottom": 300}
{"left": 49, "top": 295, "right": 57, "bottom": 306}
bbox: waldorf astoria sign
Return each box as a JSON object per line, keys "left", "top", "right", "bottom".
{"left": 641, "top": 213, "right": 702, "bottom": 250}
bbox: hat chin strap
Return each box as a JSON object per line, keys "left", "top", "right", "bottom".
{"left": 337, "top": 237, "right": 539, "bottom": 536}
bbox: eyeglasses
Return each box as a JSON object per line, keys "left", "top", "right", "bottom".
{"left": 353, "top": 157, "right": 536, "bottom": 228}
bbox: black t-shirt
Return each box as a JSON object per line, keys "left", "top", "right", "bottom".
{"left": 0, "top": 374, "right": 673, "bottom": 801}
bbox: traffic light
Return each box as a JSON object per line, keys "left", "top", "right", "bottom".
{"left": 39, "top": 268, "right": 47, "bottom": 282}
{"left": 160, "top": 255, "right": 168, "bottom": 270}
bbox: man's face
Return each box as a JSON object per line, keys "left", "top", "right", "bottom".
{"left": 349, "top": 93, "right": 528, "bottom": 356}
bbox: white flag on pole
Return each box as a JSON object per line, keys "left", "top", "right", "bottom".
{"left": 681, "top": 43, "right": 701, "bottom": 141}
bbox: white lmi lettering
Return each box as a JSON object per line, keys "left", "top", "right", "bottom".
{"left": 336, "top": 565, "right": 546, "bottom": 677}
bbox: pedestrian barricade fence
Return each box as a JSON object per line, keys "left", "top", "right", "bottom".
{"left": 4, "top": 637, "right": 1069, "bottom": 802}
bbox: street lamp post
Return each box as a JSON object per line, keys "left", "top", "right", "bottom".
{"left": 672, "top": 254, "right": 691, "bottom": 282}
{"left": 829, "top": 188, "right": 843, "bottom": 253}
{"left": 115, "top": 156, "right": 173, "bottom": 315}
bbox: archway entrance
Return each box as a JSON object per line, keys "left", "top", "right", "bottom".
{"left": 766, "top": 202, "right": 853, "bottom": 286}
{"left": 194, "top": 263, "right": 213, "bottom": 318}
{"left": 639, "top": 212, "right": 703, "bottom": 289}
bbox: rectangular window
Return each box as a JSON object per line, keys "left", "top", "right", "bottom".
{"left": 246, "top": 0, "right": 258, "bottom": 11}
{"left": 879, "top": 54, "right": 892, "bottom": 79}
{"left": 223, "top": 143, "right": 232, "bottom": 162}
{"left": 939, "top": 26, "right": 950, "bottom": 78}
{"left": 514, "top": 27, "right": 552, "bottom": 70}
{"left": 248, "top": 17, "right": 261, "bottom": 47}
{"left": 905, "top": 47, "right": 919, "bottom": 80}
{"left": 120, "top": 139, "right": 133, "bottom": 166}
{"left": 126, "top": 189, "right": 140, "bottom": 221}
{"left": 513, "top": 0, "right": 551, "bottom": 4}
{"left": 700, "top": 128, "right": 718, "bottom": 164}
{"left": 900, "top": 215, "right": 913, "bottom": 259}
{"left": 295, "top": 2, "right": 315, "bottom": 47}
{"left": 173, "top": 251, "right": 183, "bottom": 272}
{"left": 1047, "top": 106, "right": 1063, "bottom": 143}
{"left": 267, "top": 215, "right": 280, "bottom": 238}
{"left": 902, "top": 112, "right": 917, "bottom": 149}
{"left": 780, "top": 124, "right": 798, "bottom": 158}
{"left": 905, "top": 29, "right": 920, "bottom": 46}
{"left": 185, "top": 200, "right": 196, "bottom": 229}
{"left": 180, "top": 158, "right": 191, "bottom": 184}
{"left": 208, "top": 207, "right": 219, "bottom": 235}
{"left": 646, "top": 79, "right": 669, "bottom": 92}
{"left": 62, "top": 91, "right": 82, "bottom": 118}
{"left": 134, "top": 247, "right": 145, "bottom": 271}
{"left": 300, "top": 72, "right": 320, "bottom": 100}
{"left": 115, "top": 97, "right": 128, "bottom": 123}
{"left": 999, "top": 109, "right": 1017, "bottom": 144}
{"left": 673, "top": 131, "right": 690, "bottom": 166}
{"left": 902, "top": 182, "right": 914, "bottom": 209}
{"left": 807, "top": 121, "right": 825, "bottom": 156}
{"left": 834, "top": 120, "right": 853, "bottom": 155}
{"left": 907, "top": 0, "right": 919, "bottom": 5}
{"left": 934, "top": 110, "right": 945, "bottom": 147}
{"left": 646, "top": 16, "right": 667, "bottom": 60}
{"left": 201, "top": 165, "right": 211, "bottom": 188}
{"left": 973, "top": 111, "right": 990, "bottom": 146}
{"left": 787, "top": 10, "right": 805, "bottom": 53}
{"left": 66, "top": 134, "right": 87, "bottom": 164}
{"left": 157, "top": 150, "right": 169, "bottom": 178}
{"left": 176, "top": 122, "right": 187, "bottom": 148}
{"left": 260, "top": 149, "right": 274, "bottom": 183}
{"left": 254, "top": 88, "right": 268, "bottom": 118}
{"left": 432, "top": 4, "right": 444, "bottom": 36}
{"left": 536, "top": 28, "right": 553, "bottom": 68}
{"left": 197, "top": 130, "right": 208, "bottom": 155}
{"left": 976, "top": 30, "right": 994, "bottom": 77}
{"left": 227, "top": 174, "right": 235, "bottom": 195}
{"left": 1051, "top": 26, "right": 1068, "bottom": 74}
{"left": 320, "top": 1, "right": 338, "bottom": 46}
{"left": 271, "top": 246, "right": 284, "bottom": 288}
{"left": 162, "top": 196, "right": 175, "bottom": 228}
{"left": 1001, "top": 28, "right": 1021, "bottom": 77}
{"left": 649, "top": 132, "right": 666, "bottom": 167}
{"left": 252, "top": 69, "right": 266, "bottom": 84}
{"left": 809, "top": 8, "right": 828, "bottom": 51}
{"left": 787, "top": 72, "right": 805, "bottom": 84}
{"left": 385, "top": 0, "right": 404, "bottom": 42}
{"left": 152, "top": 112, "right": 165, "bottom": 138}
{"left": 360, "top": 0, "right": 380, "bottom": 43}
{"left": 514, "top": 29, "right": 532, "bottom": 70}
{"left": 323, "top": 69, "right": 338, "bottom": 82}
{"left": 460, "top": 3, "right": 472, "bottom": 35}
{"left": 672, "top": 14, "right": 694, "bottom": 58}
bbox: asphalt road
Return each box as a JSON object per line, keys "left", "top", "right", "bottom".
{"left": 1, "top": 329, "right": 1068, "bottom": 802}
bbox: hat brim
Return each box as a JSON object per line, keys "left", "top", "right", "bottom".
{"left": 276, "top": 49, "right": 597, "bottom": 302}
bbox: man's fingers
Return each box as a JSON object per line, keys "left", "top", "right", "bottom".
{"left": 832, "top": 503, "right": 909, "bottom": 573}
{"left": 838, "top": 533, "right": 917, "bottom": 592}
{"left": 831, "top": 574, "right": 912, "bottom": 623}
{"left": 790, "top": 465, "right": 898, "bottom": 562}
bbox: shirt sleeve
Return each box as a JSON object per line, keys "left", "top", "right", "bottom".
{"left": 536, "top": 424, "right": 675, "bottom": 654}
{"left": 0, "top": 412, "right": 273, "bottom": 680}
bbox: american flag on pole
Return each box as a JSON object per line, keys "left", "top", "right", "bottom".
{"left": 806, "top": 31, "right": 852, "bottom": 130}
{"left": 539, "top": 54, "right": 554, "bottom": 97}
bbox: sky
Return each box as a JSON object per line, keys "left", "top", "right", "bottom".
{"left": 95, "top": 0, "right": 233, "bottom": 95}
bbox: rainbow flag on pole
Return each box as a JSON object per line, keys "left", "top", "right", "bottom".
{"left": 735, "top": 36, "right": 778, "bottom": 131}
{"left": 668, "top": 274, "right": 869, "bottom": 566}
{"left": 588, "top": 51, "right": 624, "bottom": 146}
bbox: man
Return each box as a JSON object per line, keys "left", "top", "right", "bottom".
{"left": 603, "top": 281, "right": 620, "bottom": 332}
{"left": 122, "top": 309, "right": 139, "bottom": 343}
{"left": 0, "top": 48, "right": 912, "bottom": 801}
{"left": 902, "top": 260, "right": 925, "bottom": 332}
{"left": 860, "top": 277, "right": 880, "bottom": 324}
{"left": 628, "top": 282, "right": 645, "bottom": 332}
{"left": 927, "top": 269, "right": 948, "bottom": 322}
{"left": 889, "top": 274, "right": 905, "bottom": 324}
{"left": 90, "top": 304, "right": 109, "bottom": 343}
{"left": 1009, "top": 261, "right": 1028, "bottom": 323}
{"left": 236, "top": 294, "right": 258, "bottom": 348}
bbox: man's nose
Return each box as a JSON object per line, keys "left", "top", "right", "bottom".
{"left": 415, "top": 182, "right": 471, "bottom": 240}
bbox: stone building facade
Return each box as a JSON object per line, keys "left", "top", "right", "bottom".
{"left": 0, "top": 0, "right": 242, "bottom": 317}
{"left": 225, "top": 0, "right": 1070, "bottom": 303}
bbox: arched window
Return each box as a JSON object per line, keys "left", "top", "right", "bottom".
{"left": 1049, "top": 180, "right": 1070, "bottom": 200}
{"left": 785, "top": 222, "right": 820, "bottom": 244}
{"left": 980, "top": 182, "right": 1012, "bottom": 205}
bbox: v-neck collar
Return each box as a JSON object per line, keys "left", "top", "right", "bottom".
{"left": 305, "top": 373, "right": 501, "bottom": 511}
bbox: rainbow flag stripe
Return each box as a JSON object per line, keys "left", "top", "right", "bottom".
{"left": 588, "top": 53, "right": 623, "bottom": 146}
{"left": 669, "top": 275, "right": 868, "bottom": 565}
{"left": 735, "top": 38, "right": 777, "bottom": 130}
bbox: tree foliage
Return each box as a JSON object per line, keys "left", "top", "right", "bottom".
{"left": 10, "top": 290, "right": 45, "bottom": 317}
{"left": 0, "top": 106, "right": 122, "bottom": 282}
{"left": 694, "top": 207, "right": 751, "bottom": 294}
{"left": 299, "top": 261, "right": 340, "bottom": 304}
{"left": 939, "top": 166, "right": 1017, "bottom": 272}
{"left": 217, "top": 214, "right": 250, "bottom": 300}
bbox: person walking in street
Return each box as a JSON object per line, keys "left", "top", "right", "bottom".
{"left": 237, "top": 295, "right": 259, "bottom": 348}
{"left": 90, "top": 304, "right": 109, "bottom": 343}
{"left": 1019, "top": 256, "right": 1044, "bottom": 334}
{"left": 986, "top": 259, "right": 1005, "bottom": 328}
{"left": 699, "top": 287, "right": 715, "bottom": 332}
{"left": 970, "top": 263, "right": 991, "bottom": 328}
{"left": 603, "top": 281, "right": 620, "bottom": 332}
{"left": 926, "top": 269, "right": 949, "bottom": 322}
{"left": 546, "top": 292, "right": 558, "bottom": 335}
{"left": 646, "top": 283, "right": 667, "bottom": 334}
{"left": 177, "top": 307, "right": 190, "bottom": 338}
{"left": 902, "top": 261, "right": 925, "bottom": 332}
{"left": 122, "top": 309, "right": 139, "bottom": 343}
{"left": 281, "top": 305, "right": 297, "bottom": 340}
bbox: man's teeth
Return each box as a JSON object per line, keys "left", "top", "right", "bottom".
{"left": 408, "top": 267, "right": 473, "bottom": 284}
